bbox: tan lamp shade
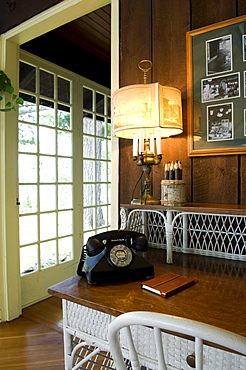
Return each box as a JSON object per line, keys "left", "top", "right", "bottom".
{"left": 112, "top": 82, "right": 183, "bottom": 139}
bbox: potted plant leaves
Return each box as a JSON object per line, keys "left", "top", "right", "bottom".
{"left": 0, "top": 70, "right": 24, "bottom": 112}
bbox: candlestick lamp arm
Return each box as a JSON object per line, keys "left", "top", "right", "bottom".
{"left": 133, "top": 154, "right": 162, "bottom": 166}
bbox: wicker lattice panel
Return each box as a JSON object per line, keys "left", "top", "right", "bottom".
{"left": 64, "top": 301, "right": 246, "bottom": 370}
{"left": 126, "top": 209, "right": 167, "bottom": 248}
{"left": 173, "top": 212, "right": 246, "bottom": 260}
{"left": 125, "top": 209, "right": 246, "bottom": 261}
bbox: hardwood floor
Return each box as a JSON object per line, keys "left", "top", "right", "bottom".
{"left": 0, "top": 297, "right": 64, "bottom": 369}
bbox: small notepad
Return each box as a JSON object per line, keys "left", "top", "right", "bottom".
{"left": 141, "top": 272, "right": 198, "bottom": 298}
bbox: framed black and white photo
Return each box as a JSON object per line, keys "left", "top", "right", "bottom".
{"left": 243, "top": 34, "right": 246, "bottom": 61}
{"left": 187, "top": 15, "right": 246, "bottom": 156}
{"left": 206, "top": 35, "right": 232, "bottom": 76}
{"left": 201, "top": 72, "right": 240, "bottom": 103}
{"left": 244, "top": 71, "right": 246, "bottom": 97}
{"left": 207, "top": 103, "right": 233, "bottom": 141}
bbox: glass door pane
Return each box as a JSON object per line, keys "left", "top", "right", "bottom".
{"left": 19, "top": 59, "right": 73, "bottom": 282}
{"left": 82, "top": 85, "right": 111, "bottom": 242}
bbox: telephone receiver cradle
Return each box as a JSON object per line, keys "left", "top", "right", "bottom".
{"left": 77, "top": 229, "right": 155, "bottom": 284}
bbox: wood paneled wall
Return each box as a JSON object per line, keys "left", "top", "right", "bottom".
{"left": 119, "top": 0, "right": 246, "bottom": 206}
{"left": 1, "top": 0, "right": 245, "bottom": 206}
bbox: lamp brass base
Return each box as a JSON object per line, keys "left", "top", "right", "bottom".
{"left": 131, "top": 193, "right": 160, "bottom": 205}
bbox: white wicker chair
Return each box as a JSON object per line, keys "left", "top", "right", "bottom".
{"left": 108, "top": 311, "right": 246, "bottom": 370}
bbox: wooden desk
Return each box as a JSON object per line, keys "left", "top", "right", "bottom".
{"left": 120, "top": 203, "right": 246, "bottom": 264}
{"left": 48, "top": 250, "right": 246, "bottom": 369}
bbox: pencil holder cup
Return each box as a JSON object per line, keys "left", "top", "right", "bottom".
{"left": 161, "top": 180, "right": 186, "bottom": 206}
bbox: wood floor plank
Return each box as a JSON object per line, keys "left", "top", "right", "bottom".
{"left": 22, "top": 296, "right": 63, "bottom": 333}
{"left": 0, "top": 297, "right": 64, "bottom": 369}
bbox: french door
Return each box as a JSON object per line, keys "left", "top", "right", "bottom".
{"left": 18, "top": 51, "right": 111, "bottom": 307}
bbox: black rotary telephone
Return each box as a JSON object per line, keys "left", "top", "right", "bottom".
{"left": 77, "top": 229, "right": 154, "bottom": 284}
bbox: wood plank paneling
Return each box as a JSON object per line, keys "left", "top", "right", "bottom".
{"left": 190, "top": 0, "right": 236, "bottom": 29}
{"left": 119, "top": 0, "right": 152, "bottom": 204}
{"left": 119, "top": 0, "right": 152, "bottom": 87}
{"left": 192, "top": 156, "right": 240, "bottom": 204}
{"left": 240, "top": 156, "right": 246, "bottom": 204}
{"left": 238, "top": 0, "right": 246, "bottom": 16}
{"left": 192, "top": 156, "right": 239, "bottom": 203}
{"left": 119, "top": 139, "right": 144, "bottom": 204}
{"left": 151, "top": 0, "right": 191, "bottom": 201}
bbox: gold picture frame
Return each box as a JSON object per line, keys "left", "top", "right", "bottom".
{"left": 187, "top": 15, "right": 246, "bottom": 156}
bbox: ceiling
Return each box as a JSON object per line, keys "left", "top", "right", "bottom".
{"left": 53, "top": 4, "right": 111, "bottom": 63}
{"left": 21, "top": 4, "right": 111, "bottom": 87}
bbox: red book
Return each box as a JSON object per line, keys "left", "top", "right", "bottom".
{"left": 141, "top": 272, "right": 198, "bottom": 298}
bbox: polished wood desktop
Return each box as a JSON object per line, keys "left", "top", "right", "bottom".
{"left": 48, "top": 249, "right": 246, "bottom": 337}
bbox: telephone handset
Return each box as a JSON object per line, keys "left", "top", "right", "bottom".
{"left": 77, "top": 229, "right": 154, "bottom": 284}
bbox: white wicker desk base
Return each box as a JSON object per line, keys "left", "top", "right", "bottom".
{"left": 62, "top": 300, "right": 246, "bottom": 370}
